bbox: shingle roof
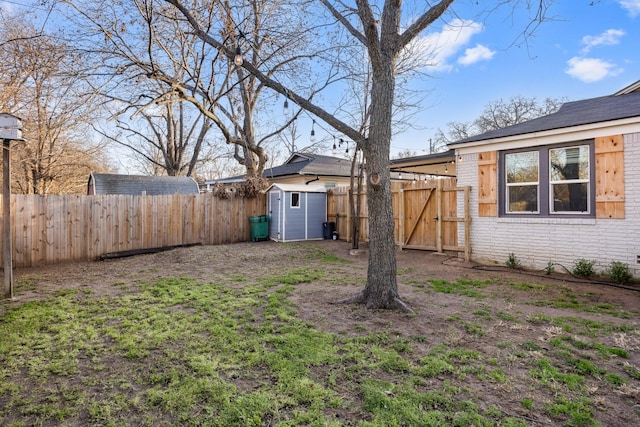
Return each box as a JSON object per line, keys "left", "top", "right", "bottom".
{"left": 88, "top": 173, "right": 199, "bottom": 195}
{"left": 262, "top": 152, "right": 354, "bottom": 179}
{"left": 450, "top": 90, "right": 640, "bottom": 146}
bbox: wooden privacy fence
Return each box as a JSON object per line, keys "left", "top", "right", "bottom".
{"left": 327, "top": 178, "right": 471, "bottom": 260}
{"left": 0, "top": 193, "right": 266, "bottom": 268}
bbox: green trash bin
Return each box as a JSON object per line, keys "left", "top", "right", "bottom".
{"left": 249, "top": 215, "right": 269, "bottom": 241}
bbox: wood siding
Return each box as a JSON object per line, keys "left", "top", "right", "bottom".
{"left": 477, "top": 151, "right": 497, "bottom": 217}
{"left": 595, "top": 135, "right": 625, "bottom": 219}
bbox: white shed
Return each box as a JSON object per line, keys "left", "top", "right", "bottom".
{"left": 267, "top": 183, "right": 327, "bottom": 242}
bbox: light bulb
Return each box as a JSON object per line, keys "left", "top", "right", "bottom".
{"left": 283, "top": 99, "right": 289, "bottom": 115}
{"left": 234, "top": 46, "right": 243, "bottom": 66}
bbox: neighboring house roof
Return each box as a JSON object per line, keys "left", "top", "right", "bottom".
{"left": 389, "top": 149, "right": 456, "bottom": 176}
{"left": 450, "top": 86, "right": 640, "bottom": 146}
{"left": 203, "top": 151, "right": 422, "bottom": 188}
{"left": 202, "top": 152, "right": 354, "bottom": 187}
{"left": 88, "top": 173, "right": 200, "bottom": 195}
{"left": 267, "top": 183, "right": 327, "bottom": 193}
{"left": 262, "top": 152, "right": 354, "bottom": 179}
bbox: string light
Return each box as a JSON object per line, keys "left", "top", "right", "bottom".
{"left": 283, "top": 99, "right": 289, "bottom": 115}
{"left": 234, "top": 46, "right": 243, "bottom": 66}
{"left": 310, "top": 120, "right": 316, "bottom": 142}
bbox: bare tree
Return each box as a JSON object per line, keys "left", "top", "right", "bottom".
{"left": 61, "top": 0, "right": 332, "bottom": 180}
{"left": 0, "top": 16, "right": 112, "bottom": 194}
{"left": 95, "top": 85, "right": 213, "bottom": 177}
{"left": 165, "top": 0, "right": 552, "bottom": 311}
{"left": 434, "top": 96, "right": 565, "bottom": 146}
{"left": 475, "top": 96, "right": 565, "bottom": 133}
{"left": 393, "top": 149, "right": 418, "bottom": 159}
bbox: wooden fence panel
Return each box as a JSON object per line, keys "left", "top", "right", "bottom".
{"left": 326, "top": 178, "right": 470, "bottom": 257}
{"left": 0, "top": 193, "right": 267, "bottom": 268}
{"left": 0, "top": 183, "right": 470, "bottom": 268}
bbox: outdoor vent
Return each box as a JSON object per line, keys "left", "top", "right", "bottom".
{"left": 637, "top": 255, "right": 640, "bottom": 264}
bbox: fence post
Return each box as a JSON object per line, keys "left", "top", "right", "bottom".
{"left": 436, "top": 179, "right": 443, "bottom": 253}
{"left": 398, "top": 188, "right": 405, "bottom": 249}
{"left": 464, "top": 186, "right": 471, "bottom": 262}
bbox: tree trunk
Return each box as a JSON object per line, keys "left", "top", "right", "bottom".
{"left": 356, "top": 54, "right": 406, "bottom": 310}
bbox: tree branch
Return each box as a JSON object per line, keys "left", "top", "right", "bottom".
{"left": 164, "top": 0, "right": 365, "bottom": 146}
{"left": 398, "top": 0, "right": 455, "bottom": 51}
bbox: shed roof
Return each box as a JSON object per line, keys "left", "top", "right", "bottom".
{"left": 266, "top": 183, "right": 327, "bottom": 193}
{"left": 88, "top": 173, "right": 199, "bottom": 195}
{"left": 450, "top": 84, "right": 640, "bottom": 146}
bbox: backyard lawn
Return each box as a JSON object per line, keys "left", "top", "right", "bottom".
{"left": 1, "top": 240, "right": 639, "bottom": 426}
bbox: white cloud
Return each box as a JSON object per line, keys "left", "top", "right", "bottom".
{"left": 618, "top": 0, "right": 640, "bottom": 17}
{"left": 565, "top": 57, "right": 623, "bottom": 83}
{"left": 412, "top": 18, "right": 484, "bottom": 72}
{"left": 581, "top": 29, "right": 625, "bottom": 53}
{"left": 457, "top": 44, "right": 495, "bottom": 65}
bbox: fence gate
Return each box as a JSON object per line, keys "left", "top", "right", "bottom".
{"left": 398, "top": 180, "right": 471, "bottom": 261}
{"left": 326, "top": 178, "right": 471, "bottom": 261}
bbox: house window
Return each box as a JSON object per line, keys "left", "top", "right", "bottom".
{"left": 500, "top": 141, "right": 594, "bottom": 217}
{"left": 549, "top": 146, "right": 590, "bottom": 213}
{"left": 505, "top": 151, "right": 539, "bottom": 213}
{"left": 291, "top": 192, "right": 300, "bottom": 208}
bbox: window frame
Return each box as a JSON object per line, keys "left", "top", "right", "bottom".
{"left": 290, "top": 192, "right": 301, "bottom": 209}
{"left": 499, "top": 140, "right": 595, "bottom": 218}
{"left": 504, "top": 150, "right": 540, "bottom": 214}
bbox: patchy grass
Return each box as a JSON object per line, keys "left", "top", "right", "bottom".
{"left": 1, "top": 242, "right": 639, "bottom": 426}
{"left": 429, "top": 278, "right": 491, "bottom": 298}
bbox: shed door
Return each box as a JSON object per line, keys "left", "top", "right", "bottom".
{"left": 268, "top": 190, "right": 282, "bottom": 240}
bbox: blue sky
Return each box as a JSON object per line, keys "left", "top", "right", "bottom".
{"left": 389, "top": 0, "right": 640, "bottom": 156}
{"left": 2, "top": 0, "right": 639, "bottom": 164}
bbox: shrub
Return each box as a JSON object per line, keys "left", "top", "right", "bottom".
{"left": 606, "top": 261, "right": 633, "bottom": 284}
{"left": 572, "top": 259, "right": 596, "bottom": 278}
{"left": 506, "top": 253, "right": 522, "bottom": 269}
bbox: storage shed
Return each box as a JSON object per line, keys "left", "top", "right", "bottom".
{"left": 267, "top": 183, "right": 327, "bottom": 242}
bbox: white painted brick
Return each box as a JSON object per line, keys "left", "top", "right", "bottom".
{"left": 457, "top": 132, "right": 640, "bottom": 276}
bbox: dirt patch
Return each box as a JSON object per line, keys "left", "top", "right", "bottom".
{"left": 4, "top": 239, "right": 640, "bottom": 426}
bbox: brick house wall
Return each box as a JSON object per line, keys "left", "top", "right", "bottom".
{"left": 456, "top": 132, "right": 640, "bottom": 276}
